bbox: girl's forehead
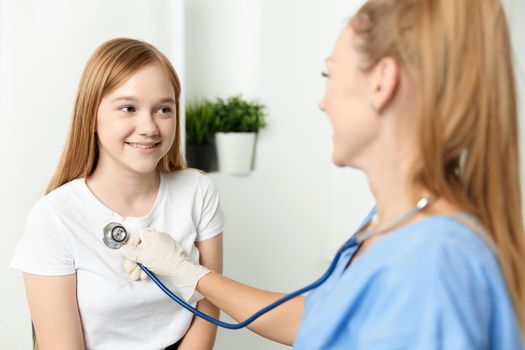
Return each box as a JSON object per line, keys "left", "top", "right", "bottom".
{"left": 104, "top": 64, "right": 174, "bottom": 97}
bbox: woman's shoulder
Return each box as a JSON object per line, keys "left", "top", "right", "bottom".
{"left": 380, "top": 215, "right": 501, "bottom": 285}
{"left": 340, "top": 215, "right": 509, "bottom": 321}
{"left": 401, "top": 215, "right": 495, "bottom": 260}
{"left": 335, "top": 215, "right": 520, "bottom": 349}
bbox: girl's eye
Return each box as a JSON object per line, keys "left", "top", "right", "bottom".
{"left": 157, "top": 106, "right": 173, "bottom": 114}
{"left": 119, "top": 106, "right": 136, "bottom": 113}
{"left": 321, "top": 71, "right": 330, "bottom": 78}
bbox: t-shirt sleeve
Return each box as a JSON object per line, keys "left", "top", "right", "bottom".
{"left": 352, "top": 244, "right": 492, "bottom": 349}
{"left": 195, "top": 174, "right": 224, "bottom": 241}
{"left": 10, "top": 200, "right": 75, "bottom": 275}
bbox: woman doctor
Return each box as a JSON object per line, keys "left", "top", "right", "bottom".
{"left": 121, "top": 0, "right": 525, "bottom": 348}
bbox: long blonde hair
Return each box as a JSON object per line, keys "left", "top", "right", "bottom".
{"left": 46, "top": 38, "right": 185, "bottom": 194}
{"left": 352, "top": 0, "right": 525, "bottom": 333}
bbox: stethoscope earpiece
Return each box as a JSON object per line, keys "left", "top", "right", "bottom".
{"left": 103, "top": 222, "right": 128, "bottom": 249}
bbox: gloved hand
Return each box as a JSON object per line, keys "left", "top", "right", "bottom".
{"left": 119, "top": 228, "right": 211, "bottom": 302}
{"left": 122, "top": 232, "right": 148, "bottom": 281}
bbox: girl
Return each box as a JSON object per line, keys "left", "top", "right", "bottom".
{"left": 11, "top": 38, "right": 223, "bottom": 350}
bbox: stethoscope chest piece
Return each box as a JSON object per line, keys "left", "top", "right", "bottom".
{"left": 103, "top": 222, "right": 128, "bottom": 249}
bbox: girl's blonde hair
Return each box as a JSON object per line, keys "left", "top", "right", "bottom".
{"left": 352, "top": 0, "right": 525, "bottom": 333}
{"left": 46, "top": 38, "right": 185, "bottom": 194}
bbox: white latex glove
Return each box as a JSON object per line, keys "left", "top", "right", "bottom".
{"left": 119, "top": 228, "right": 211, "bottom": 302}
{"left": 122, "top": 232, "right": 148, "bottom": 281}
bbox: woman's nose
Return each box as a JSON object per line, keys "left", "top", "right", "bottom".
{"left": 318, "top": 97, "right": 326, "bottom": 112}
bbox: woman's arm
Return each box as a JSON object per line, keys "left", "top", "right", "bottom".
{"left": 196, "top": 271, "right": 304, "bottom": 346}
{"left": 23, "top": 273, "right": 84, "bottom": 350}
{"left": 120, "top": 229, "right": 305, "bottom": 346}
{"left": 178, "top": 233, "right": 223, "bottom": 350}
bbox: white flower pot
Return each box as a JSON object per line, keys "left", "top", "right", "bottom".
{"left": 215, "top": 132, "right": 257, "bottom": 175}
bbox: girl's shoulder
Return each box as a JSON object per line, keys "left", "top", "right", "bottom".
{"left": 35, "top": 178, "right": 85, "bottom": 213}
{"left": 162, "top": 169, "right": 218, "bottom": 193}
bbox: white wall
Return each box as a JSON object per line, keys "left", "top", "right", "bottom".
{"left": 1, "top": 0, "right": 524, "bottom": 349}
{"left": 186, "top": 1, "right": 336, "bottom": 348}
{"left": 0, "top": 1, "right": 184, "bottom": 348}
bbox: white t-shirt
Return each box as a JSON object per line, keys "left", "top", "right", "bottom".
{"left": 11, "top": 170, "right": 224, "bottom": 350}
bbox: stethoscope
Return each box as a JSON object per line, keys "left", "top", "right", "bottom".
{"left": 103, "top": 222, "right": 357, "bottom": 329}
{"left": 102, "top": 196, "right": 432, "bottom": 330}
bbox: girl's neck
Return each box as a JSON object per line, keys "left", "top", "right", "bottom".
{"left": 86, "top": 165, "right": 160, "bottom": 217}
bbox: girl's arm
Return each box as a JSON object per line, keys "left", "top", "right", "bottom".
{"left": 23, "top": 273, "right": 85, "bottom": 350}
{"left": 178, "top": 233, "right": 223, "bottom": 350}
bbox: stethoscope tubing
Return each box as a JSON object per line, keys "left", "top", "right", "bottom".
{"left": 110, "top": 198, "right": 430, "bottom": 329}
{"left": 138, "top": 237, "right": 357, "bottom": 329}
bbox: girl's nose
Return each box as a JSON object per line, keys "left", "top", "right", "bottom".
{"left": 136, "top": 112, "right": 159, "bottom": 136}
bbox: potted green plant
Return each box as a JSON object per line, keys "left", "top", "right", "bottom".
{"left": 213, "top": 95, "right": 267, "bottom": 175}
{"left": 185, "top": 99, "right": 217, "bottom": 172}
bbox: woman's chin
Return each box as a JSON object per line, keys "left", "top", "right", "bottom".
{"left": 331, "top": 153, "right": 348, "bottom": 168}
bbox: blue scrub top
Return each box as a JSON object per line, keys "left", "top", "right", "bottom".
{"left": 294, "top": 211, "right": 523, "bottom": 349}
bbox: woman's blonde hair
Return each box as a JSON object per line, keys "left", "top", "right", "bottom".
{"left": 352, "top": 0, "right": 525, "bottom": 333}
{"left": 46, "top": 38, "right": 185, "bottom": 194}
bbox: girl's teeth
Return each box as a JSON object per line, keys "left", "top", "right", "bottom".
{"left": 128, "top": 143, "right": 157, "bottom": 149}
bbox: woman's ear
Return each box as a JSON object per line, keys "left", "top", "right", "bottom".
{"left": 370, "top": 57, "right": 399, "bottom": 114}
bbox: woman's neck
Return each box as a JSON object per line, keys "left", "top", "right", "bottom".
{"left": 362, "top": 119, "right": 428, "bottom": 226}
{"left": 363, "top": 140, "right": 424, "bottom": 228}
{"left": 368, "top": 174, "right": 420, "bottom": 227}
